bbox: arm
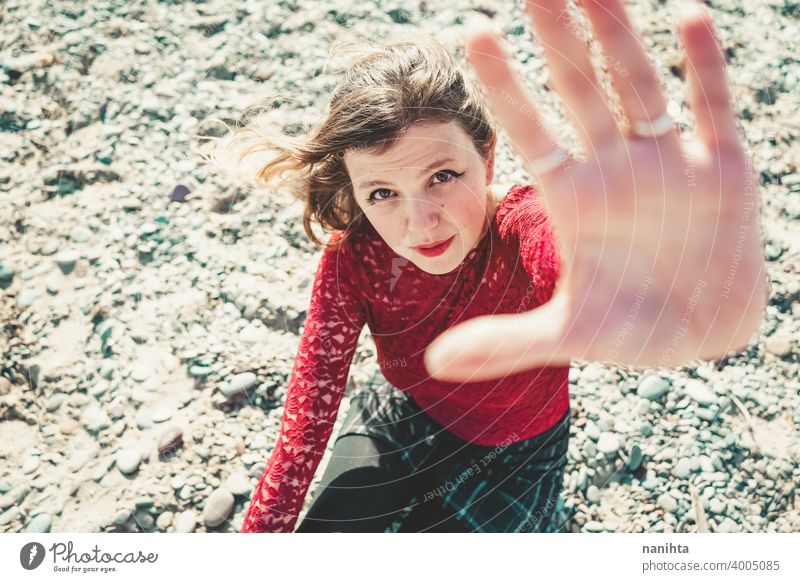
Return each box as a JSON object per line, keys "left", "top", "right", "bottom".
{"left": 240, "top": 233, "right": 366, "bottom": 533}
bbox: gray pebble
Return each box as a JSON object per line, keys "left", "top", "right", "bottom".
{"left": 156, "top": 511, "right": 173, "bottom": 531}
{"left": 709, "top": 499, "right": 725, "bottom": 514}
{"left": 673, "top": 458, "right": 693, "bottom": 479}
{"left": 202, "top": 488, "right": 234, "bottom": 528}
{"left": 584, "top": 420, "right": 601, "bottom": 441}
{"left": 586, "top": 485, "right": 601, "bottom": 504}
{"left": 221, "top": 372, "right": 257, "bottom": 398}
{"left": 45, "top": 393, "right": 67, "bottom": 412}
{"left": 685, "top": 380, "right": 716, "bottom": 406}
{"left": 225, "top": 472, "right": 252, "bottom": 496}
{"left": 22, "top": 456, "right": 41, "bottom": 475}
{"left": 657, "top": 493, "right": 678, "bottom": 513}
{"left": 584, "top": 520, "right": 605, "bottom": 532}
{"left": 54, "top": 251, "right": 80, "bottom": 275}
{"left": 24, "top": 513, "right": 52, "bottom": 533}
{"left": 70, "top": 225, "right": 93, "bottom": 243}
{"left": 0, "top": 507, "right": 21, "bottom": 526}
{"left": 175, "top": 510, "right": 197, "bottom": 533}
{"left": 637, "top": 375, "right": 669, "bottom": 401}
{"left": 80, "top": 405, "right": 111, "bottom": 433}
{"left": 116, "top": 449, "right": 141, "bottom": 474}
{"left": 597, "top": 432, "right": 620, "bottom": 456}
{"left": 112, "top": 509, "right": 131, "bottom": 526}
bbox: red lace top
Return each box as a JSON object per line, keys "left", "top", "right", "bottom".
{"left": 240, "top": 184, "right": 571, "bottom": 533}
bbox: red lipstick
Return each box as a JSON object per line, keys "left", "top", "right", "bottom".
{"left": 413, "top": 236, "right": 455, "bottom": 257}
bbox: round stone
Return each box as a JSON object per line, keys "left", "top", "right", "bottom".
{"left": 156, "top": 511, "right": 174, "bottom": 531}
{"left": 673, "top": 458, "right": 693, "bottom": 479}
{"left": 24, "top": 513, "right": 52, "bottom": 533}
{"left": 54, "top": 251, "right": 80, "bottom": 274}
{"left": 70, "top": 225, "right": 93, "bottom": 243}
{"left": 584, "top": 520, "right": 605, "bottom": 532}
{"left": 175, "top": 510, "right": 197, "bottom": 533}
{"left": 685, "top": 380, "right": 716, "bottom": 406}
{"left": 597, "top": 432, "right": 620, "bottom": 456}
{"left": 657, "top": 493, "right": 678, "bottom": 513}
{"left": 116, "top": 449, "right": 141, "bottom": 474}
{"left": 224, "top": 472, "right": 252, "bottom": 496}
{"left": 202, "top": 488, "right": 234, "bottom": 528}
{"left": 157, "top": 427, "right": 184, "bottom": 457}
{"left": 221, "top": 372, "right": 257, "bottom": 398}
{"left": 637, "top": 375, "right": 669, "bottom": 401}
{"left": 21, "top": 456, "right": 40, "bottom": 475}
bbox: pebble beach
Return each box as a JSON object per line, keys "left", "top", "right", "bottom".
{"left": 1, "top": 0, "right": 798, "bottom": 533}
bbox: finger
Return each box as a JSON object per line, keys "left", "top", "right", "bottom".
{"left": 578, "top": 0, "right": 675, "bottom": 141}
{"left": 678, "top": 3, "right": 742, "bottom": 149}
{"left": 423, "top": 289, "right": 573, "bottom": 382}
{"left": 464, "top": 26, "right": 568, "bottom": 174}
{"left": 524, "top": 0, "right": 621, "bottom": 148}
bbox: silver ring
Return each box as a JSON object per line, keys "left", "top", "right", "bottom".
{"left": 630, "top": 111, "right": 675, "bottom": 139}
{"left": 528, "top": 148, "right": 569, "bottom": 175}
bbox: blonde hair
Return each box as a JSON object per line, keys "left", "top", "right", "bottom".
{"left": 213, "top": 34, "right": 496, "bottom": 249}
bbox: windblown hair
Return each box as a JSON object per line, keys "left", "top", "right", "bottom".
{"left": 215, "top": 33, "right": 496, "bottom": 249}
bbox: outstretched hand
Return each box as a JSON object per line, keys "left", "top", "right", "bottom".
{"left": 424, "top": 0, "right": 768, "bottom": 382}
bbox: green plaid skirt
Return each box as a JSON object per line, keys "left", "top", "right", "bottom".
{"left": 334, "top": 382, "right": 571, "bottom": 533}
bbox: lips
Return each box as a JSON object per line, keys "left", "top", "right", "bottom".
{"left": 414, "top": 237, "right": 451, "bottom": 250}
{"left": 413, "top": 235, "right": 455, "bottom": 257}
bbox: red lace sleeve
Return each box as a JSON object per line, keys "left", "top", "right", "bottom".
{"left": 499, "top": 185, "right": 563, "bottom": 306}
{"left": 240, "top": 232, "right": 367, "bottom": 533}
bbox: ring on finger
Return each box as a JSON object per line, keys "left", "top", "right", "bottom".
{"left": 527, "top": 147, "right": 570, "bottom": 175}
{"left": 630, "top": 111, "right": 675, "bottom": 139}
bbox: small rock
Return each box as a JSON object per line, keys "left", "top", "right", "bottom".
{"left": 586, "top": 485, "right": 601, "bottom": 504}
{"left": 69, "top": 225, "right": 93, "bottom": 243}
{"left": 584, "top": 520, "right": 605, "bottom": 532}
{"left": 709, "top": 499, "right": 725, "bottom": 514}
{"left": 24, "top": 513, "right": 52, "bottom": 533}
{"left": 45, "top": 393, "right": 67, "bottom": 412}
{"left": 116, "top": 449, "right": 141, "bottom": 474}
{"left": 0, "top": 507, "right": 21, "bottom": 527}
{"left": 764, "top": 334, "right": 792, "bottom": 357}
{"left": 54, "top": 250, "right": 80, "bottom": 274}
{"left": 112, "top": 509, "right": 131, "bottom": 526}
{"left": 597, "top": 432, "right": 620, "bottom": 456}
{"left": 202, "top": 488, "right": 234, "bottom": 528}
{"left": 221, "top": 372, "right": 257, "bottom": 398}
{"left": 685, "top": 380, "right": 716, "bottom": 406}
{"left": 584, "top": 420, "right": 601, "bottom": 441}
{"left": 175, "top": 510, "right": 197, "bottom": 533}
{"left": 637, "top": 376, "right": 669, "bottom": 401}
{"left": 657, "top": 493, "right": 678, "bottom": 513}
{"left": 225, "top": 472, "right": 252, "bottom": 496}
{"left": 21, "top": 456, "right": 40, "bottom": 475}
{"left": 673, "top": 458, "right": 693, "bottom": 479}
{"left": 80, "top": 405, "right": 112, "bottom": 433}
{"left": 156, "top": 511, "right": 173, "bottom": 531}
{"left": 157, "top": 427, "right": 184, "bottom": 457}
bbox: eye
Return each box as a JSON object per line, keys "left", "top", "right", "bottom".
{"left": 366, "top": 188, "right": 395, "bottom": 204}
{"left": 432, "top": 170, "right": 464, "bottom": 185}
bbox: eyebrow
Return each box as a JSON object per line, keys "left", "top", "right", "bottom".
{"left": 356, "top": 157, "right": 458, "bottom": 190}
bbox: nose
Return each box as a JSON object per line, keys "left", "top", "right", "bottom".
{"left": 405, "top": 196, "right": 439, "bottom": 236}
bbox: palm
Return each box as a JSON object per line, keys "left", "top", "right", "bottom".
{"left": 424, "top": 0, "right": 768, "bottom": 382}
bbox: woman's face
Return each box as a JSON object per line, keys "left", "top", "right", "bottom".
{"left": 344, "top": 120, "right": 495, "bottom": 275}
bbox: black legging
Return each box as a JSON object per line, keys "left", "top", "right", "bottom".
{"left": 295, "top": 433, "right": 470, "bottom": 532}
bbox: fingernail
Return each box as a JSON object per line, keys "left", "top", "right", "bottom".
{"left": 677, "top": 2, "right": 710, "bottom": 26}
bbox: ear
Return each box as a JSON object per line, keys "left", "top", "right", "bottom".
{"left": 484, "top": 138, "right": 496, "bottom": 185}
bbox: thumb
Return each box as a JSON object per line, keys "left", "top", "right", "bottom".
{"left": 423, "top": 290, "right": 573, "bottom": 382}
